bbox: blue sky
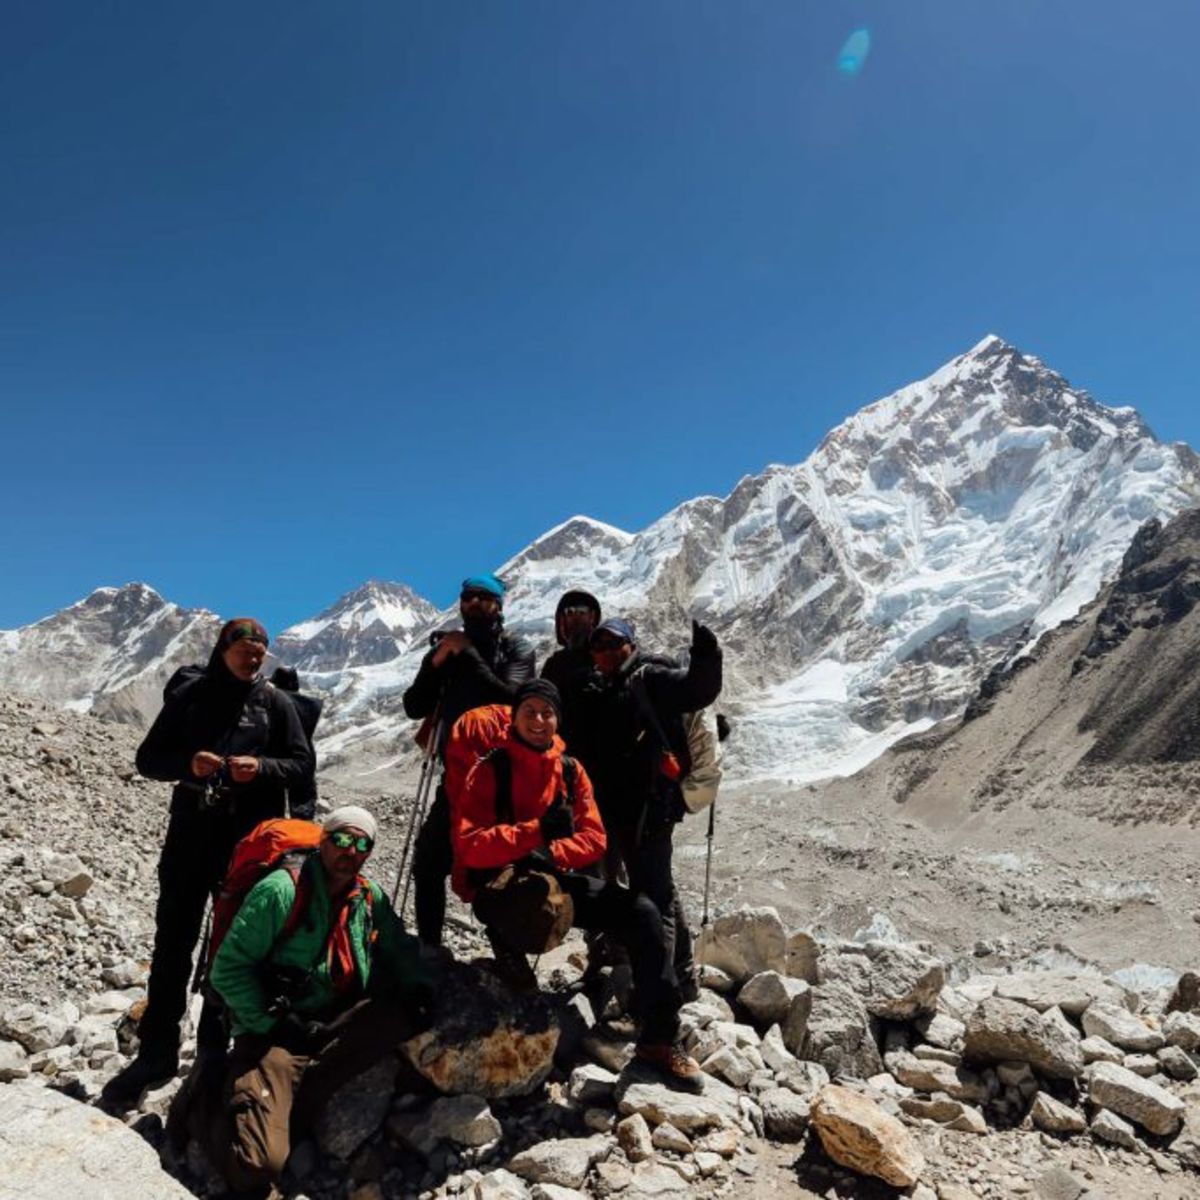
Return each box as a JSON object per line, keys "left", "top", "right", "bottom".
{"left": 3, "top": 1, "right": 1198, "bottom": 633}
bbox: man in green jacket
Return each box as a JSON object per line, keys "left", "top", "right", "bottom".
{"left": 205, "top": 805, "right": 430, "bottom": 1193}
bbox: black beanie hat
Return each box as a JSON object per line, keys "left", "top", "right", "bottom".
{"left": 554, "top": 590, "right": 601, "bottom": 646}
{"left": 512, "top": 678, "right": 563, "bottom": 723}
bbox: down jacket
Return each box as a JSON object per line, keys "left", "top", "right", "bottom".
{"left": 451, "top": 729, "right": 606, "bottom": 900}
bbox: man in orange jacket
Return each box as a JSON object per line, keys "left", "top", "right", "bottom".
{"left": 452, "top": 679, "right": 703, "bottom": 1087}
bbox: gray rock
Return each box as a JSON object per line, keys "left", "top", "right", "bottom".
{"left": 100, "top": 959, "right": 147, "bottom": 989}
{"left": 737, "top": 971, "right": 810, "bottom": 1029}
{"left": 623, "top": 1161, "right": 689, "bottom": 1195}
{"left": 1086, "top": 1060, "right": 1185, "bottom": 1135}
{"left": 854, "top": 943, "right": 945, "bottom": 1020}
{"left": 900, "top": 1093, "right": 984, "bottom": 1132}
{"left": 963, "top": 997, "right": 1084, "bottom": 1079}
{"left": 0, "top": 1039, "right": 30, "bottom": 1081}
{"left": 699, "top": 1045, "right": 755, "bottom": 1089}
{"left": 1162, "top": 1010, "right": 1200, "bottom": 1052}
{"left": 1157, "top": 1045, "right": 1198, "bottom": 1081}
{"left": 582, "top": 1032, "right": 636, "bottom": 1074}
{"left": 1042, "top": 1005, "right": 1082, "bottom": 1045}
{"left": 649, "top": 1122, "right": 691, "bottom": 1153}
{"left": 1090, "top": 1107, "right": 1140, "bottom": 1150}
{"left": 567, "top": 1064, "right": 619, "bottom": 1106}
{"left": 1080, "top": 1035, "right": 1123, "bottom": 1064}
{"left": 1167, "top": 1098, "right": 1200, "bottom": 1169}
{"left": 1080, "top": 1003, "right": 1163, "bottom": 1053}
{"left": 507, "top": 1135, "right": 612, "bottom": 1189}
{"left": 530, "top": 1186, "right": 588, "bottom": 1200}
{"left": 759, "top": 1023, "right": 796, "bottom": 1073}
{"left": 915, "top": 1011, "right": 965, "bottom": 1051}
{"left": 1030, "top": 1092, "right": 1087, "bottom": 1135}
{"left": 469, "top": 1168, "right": 531, "bottom": 1200}
{"left": 392, "top": 1094, "right": 502, "bottom": 1156}
{"left": 1165, "top": 971, "right": 1200, "bottom": 1015}
{"left": 0, "top": 1002, "right": 74, "bottom": 1053}
{"left": 617, "top": 1073, "right": 741, "bottom": 1133}
{"left": 1122, "top": 1053, "right": 1159, "bottom": 1077}
{"left": 797, "top": 979, "right": 884, "bottom": 1079}
{"left": 786, "top": 929, "right": 819, "bottom": 984}
{"left": 316, "top": 1054, "right": 397, "bottom": 1159}
{"left": 697, "top": 965, "right": 735, "bottom": 995}
{"left": 775, "top": 1058, "right": 830, "bottom": 1099}
{"left": 694, "top": 908, "right": 788, "bottom": 982}
{"left": 758, "top": 1087, "right": 810, "bottom": 1141}
{"left": 885, "top": 1050, "right": 986, "bottom": 1102}
{"left": 40, "top": 850, "right": 93, "bottom": 899}
{"left": 616, "top": 1113, "right": 653, "bottom": 1162}
{"left": 994, "top": 972, "right": 1131, "bottom": 1017}
{"left": 0, "top": 1080, "right": 194, "bottom": 1198}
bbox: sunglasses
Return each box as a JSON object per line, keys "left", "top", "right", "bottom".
{"left": 561, "top": 606, "right": 595, "bottom": 618}
{"left": 460, "top": 590, "right": 499, "bottom": 605}
{"left": 329, "top": 830, "right": 373, "bottom": 853}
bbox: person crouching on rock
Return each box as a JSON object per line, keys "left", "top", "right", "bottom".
{"left": 203, "top": 805, "right": 431, "bottom": 1193}
{"left": 452, "top": 678, "right": 704, "bottom": 1088}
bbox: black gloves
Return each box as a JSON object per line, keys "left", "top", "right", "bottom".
{"left": 272, "top": 1012, "right": 334, "bottom": 1056}
{"left": 691, "top": 620, "right": 719, "bottom": 657}
{"left": 539, "top": 799, "right": 574, "bottom": 844}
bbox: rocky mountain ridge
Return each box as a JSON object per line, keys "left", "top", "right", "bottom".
{"left": 4, "top": 336, "right": 1199, "bottom": 785}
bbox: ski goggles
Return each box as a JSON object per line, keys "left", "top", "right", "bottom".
{"left": 328, "top": 830, "right": 373, "bottom": 853}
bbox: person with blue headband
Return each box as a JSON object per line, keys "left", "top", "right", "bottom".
{"left": 402, "top": 572, "right": 536, "bottom": 946}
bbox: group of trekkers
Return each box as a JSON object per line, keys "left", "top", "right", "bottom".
{"left": 97, "top": 574, "right": 724, "bottom": 1197}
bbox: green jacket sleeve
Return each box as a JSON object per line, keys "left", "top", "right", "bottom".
{"left": 210, "top": 870, "right": 294, "bottom": 1035}
{"left": 368, "top": 885, "right": 429, "bottom": 1001}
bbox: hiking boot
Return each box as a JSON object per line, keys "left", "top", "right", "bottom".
{"left": 635, "top": 1041, "right": 704, "bottom": 1092}
{"left": 98, "top": 1046, "right": 179, "bottom": 1112}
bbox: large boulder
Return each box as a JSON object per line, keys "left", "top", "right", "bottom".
{"left": 0, "top": 1001, "right": 76, "bottom": 1053}
{"left": 1162, "top": 1010, "right": 1200, "bottom": 1052}
{"left": 962, "top": 997, "right": 1084, "bottom": 1080}
{"left": 695, "top": 908, "right": 788, "bottom": 982}
{"left": 797, "top": 980, "right": 883, "bottom": 1079}
{"left": 507, "top": 1135, "right": 612, "bottom": 1188}
{"left": 1165, "top": 971, "right": 1200, "bottom": 1015}
{"left": 737, "top": 972, "right": 810, "bottom": 1029}
{"left": 1086, "top": 1061, "right": 1185, "bottom": 1136}
{"left": 786, "top": 930, "right": 820, "bottom": 984}
{"left": 884, "top": 1050, "right": 986, "bottom": 1102}
{"left": 809, "top": 1084, "right": 925, "bottom": 1188}
{"left": 403, "top": 961, "right": 559, "bottom": 1098}
{"left": 389, "top": 1094, "right": 503, "bottom": 1156}
{"left": 993, "top": 972, "right": 1132, "bottom": 1017}
{"left": 0, "top": 1080, "right": 194, "bottom": 1198}
{"left": 1080, "top": 1003, "right": 1163, "bottom": 1053}
{"left": 848, "top": 943, "right": 945, "bottom": 1020}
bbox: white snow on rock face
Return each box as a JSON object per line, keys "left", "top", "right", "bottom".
{"left": 4, "top": 336, "right": 1199, "bottom": 784}
{"left": 275, "top": 580, "right": 438, "bottom": 673}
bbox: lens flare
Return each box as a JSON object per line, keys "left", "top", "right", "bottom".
{"left": 837, "top": 28, "right": 871, "bottom": 76}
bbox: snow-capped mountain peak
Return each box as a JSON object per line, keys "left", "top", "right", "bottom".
{"left": 274, "top": 580, "right": 438, "bottom": 673}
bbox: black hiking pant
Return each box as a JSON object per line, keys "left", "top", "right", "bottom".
{"left": 479, "top": 873, "right": 681, "bottom": 1043}
{"left": 413, "top": 783, "right": 452, "bottom": 946}
{"left": 139, "top": 799, "right": 275, "bottom": 1055}
{"left": 607, "top": 817, "right": 695, "bottom": 991}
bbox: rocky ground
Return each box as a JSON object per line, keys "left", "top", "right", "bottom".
{"left": 7, "top": 677, "right": 1200, "bottom": 1197}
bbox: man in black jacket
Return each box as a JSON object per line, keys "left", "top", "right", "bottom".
{"left": 539, "top": 589, "right": 601, "bottom": 752}
{"left": 402, "top": 573, "right": 536, "bottom": 946}
{"left": 269, "top": 665, "right": 323, "bottom": 820}
{"left": 572, "top": 616, "right": 722, "bottom": 1076}
{"left": 99, "top": 618, "right": 314, "bottom": 1112}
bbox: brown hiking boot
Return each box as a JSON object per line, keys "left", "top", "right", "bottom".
{"left": 635, "top": 1042, "right": 704, "bottom": 1092}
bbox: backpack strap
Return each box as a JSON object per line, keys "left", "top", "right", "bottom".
{"left": 560, "top": 755, "right": 577, "bottom": 808}
{"left": 276, "top": 850, "right": 317, "bottom": 946}
{"left": 485, "top": 748, "right": 514, "bottom": 825}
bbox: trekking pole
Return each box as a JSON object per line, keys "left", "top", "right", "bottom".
{"left": 701, "top": 801, "right": 716, "bottom": 930}
{"left": 392, "top": 716, "right": 443, "bottom": 915}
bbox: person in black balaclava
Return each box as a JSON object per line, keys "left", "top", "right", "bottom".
{"left": 540, "top": 590, "right": 601, "bottom": 752}
{"left": 269, "top": 666, "right": 323, "bottom": 820}
{"left": 402, "top": 573, "right": 536, "bottom": 946}
{"left": 99, "top": 618, "right": 314, "bottom": 1113}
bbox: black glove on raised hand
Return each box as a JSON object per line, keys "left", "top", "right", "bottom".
{"left": 691, "top": 620, "right": 719, "bottom": 657}
{"left": 273, "top": 1012, "right": 332, "bottom": 1056}
{"left": 539, "top": 800, "right": 575, "bottom": 844}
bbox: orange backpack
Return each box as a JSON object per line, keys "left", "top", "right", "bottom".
{"left": 207, "top": 818, "right": 323, "bottom": 970}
